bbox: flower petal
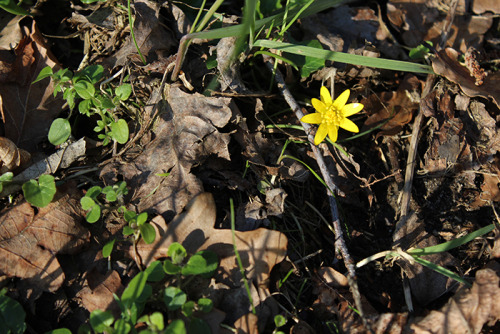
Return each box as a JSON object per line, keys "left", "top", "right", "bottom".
{"left": 314, "top": 123, "right": 328, "bottom": 145}
{"left": 301, "top": 113, "right": 322, "bottom": 124}
{"left": 342, "top": 103, "right": 364, "bottom": 117}
{"left": 320, "top": 86, "right": 332, "bottom": 105}
{"left": 311, "top": 98, "right": 326, "bottom": 113}
{"left": 339, "top": 118, "right": 359, "bottom": 133}
{"left": 333, "top": 89, "right": 350, "bottom": 110}
{"left": 327, "top": 124, "right": 339, "bottom": 143}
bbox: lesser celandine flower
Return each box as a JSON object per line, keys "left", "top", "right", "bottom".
{"left": 301, "top": 87, "right": 364, "bottom": 145}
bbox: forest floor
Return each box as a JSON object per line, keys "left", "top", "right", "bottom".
{"left": 1, "top": 0, "right": 500, "bottom": 333}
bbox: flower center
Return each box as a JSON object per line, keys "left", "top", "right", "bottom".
{"left": 322, "top": 105, "right": 343, "bottom": 126}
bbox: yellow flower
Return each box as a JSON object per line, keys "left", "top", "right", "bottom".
{"left": 301, "top": 87, "right": 364, "bottom": 145}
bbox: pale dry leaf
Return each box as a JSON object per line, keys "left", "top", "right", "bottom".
{"left": 317, "top": 267, "right": 348, "bottom": 288}
{"left": 0, "top": 136, "right": 30, "bottom": 173}
{"left": 100, "top": 85, "right": 233, "bottom": 217}
{"left": 78, "top": 269, "right": 124, "bottom": 316}
{"left": 0, "top": 20, "right": 65, "bottom": 151}
{"left": 0, "top": 184, "right": 89, "bottom": 292}
{"left": 472, "top": 0, "right": 500, "bottom": 14}
{"left": 410, "top": 268, "right": 500, "bottom": 334}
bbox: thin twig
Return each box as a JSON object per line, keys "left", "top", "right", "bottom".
{"left": 262, "top": 55, "right": 367, "bottom": 326}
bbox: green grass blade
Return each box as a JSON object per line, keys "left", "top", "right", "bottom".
{"left": 408, "top": 224, "right": 495, "bottom": 256}
{"left": 253, "top": 40, "right": 434, "bottom": 74}
{"left": 412, "top": 256, "right": 471, "bottom": 287}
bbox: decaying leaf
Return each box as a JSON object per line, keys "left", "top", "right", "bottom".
{"left": 77, "top": 269, "right": 124, "bottom": 316}
{"left": 432, "top": 48, "right": 500, "bottom": 108}
{"left": 127, "top": 193, "right": 287, "bottom": 326}
{"left": 410, "top": 268, "right": 500, "bottom": 334}
{"left": 0, "top": 20, "right": 64, "bottom": 151}
{"left": 0, "top": 184, "right": 89, "bottom": 293}
{"left": 100, "top": 85, "right": 233, "bottom": 217}
{"left": 0, "top": 136, "right": 30, "bottom": 173}
{"left": 362, "top": 74, "right": 421, "bottom": 137}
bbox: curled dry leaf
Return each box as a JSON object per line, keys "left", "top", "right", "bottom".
{"left": 0, "top": 184, "right": 89, "bottom": 293}
{"left": 362, "top": 74, "right": 422, "bottom": 137}
{"left": 0, "top": 136, "right": 30, "bottom": 173}
{"left": 0, "top": 20, "right": 65, "bottom": 151}
{"left": 432, "top": 47, "right": 500, "bottom": 108}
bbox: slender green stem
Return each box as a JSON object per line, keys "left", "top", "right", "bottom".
{"left": 230, "top": 198, "right": 256, "bottom": 314}
{"left": 128, "top": 0, "right": 147, "bottom": 65}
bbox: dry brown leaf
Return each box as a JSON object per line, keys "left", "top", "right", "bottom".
{"left": 129, "top": 193, "right": 288, "bottom": 288}
{"left": 472, "top": 0, "right": 500, "bottom": 14}
{"left": 0, "top": 136, "right": 30, "bottom": 173}
{"left": 410, "top": 268, "right": 500, "bottom": 334}
{"left": 78, "top": 269, "right": 124, "bottom": 316}
{"left": 362, "top": 74, "right": 421, "bottom": 137}
{"left": 432, "top": 48, "right": 500, "bottom": 108}
{"left": 100, "top": 85, "right": 233, "bottom": 217}
{"left": 0, "top": 20, "right": 65, "bottom": 151}
{"left": 0, "top": 184, "right": 89, "bottom": 292}
{"left": 106, "top": 0, "right": 176, "bottom": 67}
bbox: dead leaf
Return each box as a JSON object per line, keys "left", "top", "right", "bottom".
{"left": 362, "top": 74, "right": 421, "bottom": 137}
{"left": 129, "top": 193, "right": 287, "bottom": 287}
{"left": 78, "top": 269, "right": 124, "bottom": 316}
{"left": 410, "top": 268, "right": 500, "bottom": 334}
{"left": 100, "top": 85, "right": 233, "bottom": 217}
{"left": 0, "top": 136, "right": 30, "bottom": 173}
{"left": 106, "top": 0, "right": 176, "bottom": 67}
{"left": 472, "top": 0, "right": 500, "bottom": 14}
{"left": 0, "top": 184, "right": 90, "bottom": 293}
{"left": 432, "top": 48, "right": 500, "bottom": 108}
{"left": 317, "top": 267, "right": 348, "bottom": 288}
{"left": 0, "top": 20, "right": 65, "bottom": 152}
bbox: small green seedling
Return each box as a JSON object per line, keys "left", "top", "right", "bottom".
{"left": 273, "top": 314, "right": 287, "bottom": 334}
{"left": 33, "top": 65, "right": 131, "bottom": 146}
{"left": 409, "top": 41, "right": 433, "bottom": 60}
{"left": 89, "top": 243, "right": 219, "bottom": 333}
{"left": 0, "top": 172, "right": 13, "bottom": 193}
{"left": 22, "top": 174, "right": 57, "bottom": 208}
{"left": 80, "top": 181, "right": 128, "bottom": 223}
{"left": 122, "top": 210, "right": 156, "bottom": 245}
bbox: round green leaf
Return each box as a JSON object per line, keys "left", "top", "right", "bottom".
{"left": 165, "top": 319, "right": 186, "bottom": 334}
{"left": 74, "top": 80, "right": 95, "bottom": 100}
{"left": 0, "top": 293, "right": 27, "bottom": 334}
{"left": 149, "top": 312, "right": 164, "bottom": 330}
{"left": 136, "top": 212, "right": 148, "bottom": 226}
{"left": 181, "top": 250, "right": 218, "bottom": 277}
{"left": 110, "top": 119, "right": 129, "bottom": 144}
{"left": 274, "top": 314, "right": 286, "bottom": 328}
{"left": 197, "top": 298, "right": 213, "bottom": 313}
{"left": 85, "top": 205, "right": 101, "bottom": 223}
{"left": 115, "top": 84, "right": 132, "bottom": 101}
{"left": 163, "top": 286, "right": 186, "bottom": 311}
{"left": 168, "top": 242, "right": 187, "bottom": 265}
{"left": 102, "top": 239, "right": 115, "bottom": 258}
{"left": 89, "top": 310, "right": 114, "bottom": 333}
{"left": 139, "top": 223, "right": 156, "bottom": 244}
{"left": 78, "top": 99, "right": 93, "bottom": 115}
{"left": 113, "top": 319, "right": 131, "bottom": 334}
{"left": 86, "top": 186, "right": 102, "bottom": 199}
{"left": 45, "top": 329, "right": 72, "bottom": 334}
{"left": 163, "top": 259, "right": 181, "bottom": 275}
{"left": 181, "top": 300, "right": 195, "bottom": 317}
{"left": 80, "top": 196, "right": 95, "bottom": 210}
{"left": 48, "top": 118, "right": 71, "bottom": 146}
{"left": 22, "top": 175, "right": 56, "bottom": 208}
{"left": 78, "top": 65, "right": 104, "bottom": 84}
